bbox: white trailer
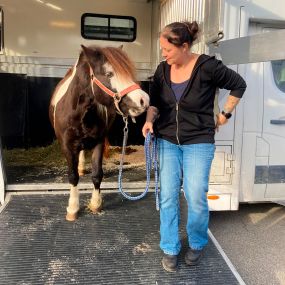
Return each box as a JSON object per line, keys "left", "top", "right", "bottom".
{"left": 206, "top": 0, "right": 285, "bottom": 209}
{"left": 0, "top": 0, "right": 284, "bottom": 211}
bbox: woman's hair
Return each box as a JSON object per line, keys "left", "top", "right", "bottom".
{"left": 160, "top": 21, "right": 199, "bottom": 47}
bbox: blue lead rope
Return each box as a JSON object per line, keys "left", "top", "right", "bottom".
{"left": 118, "top": 117, "right": 159, "bottom": 210}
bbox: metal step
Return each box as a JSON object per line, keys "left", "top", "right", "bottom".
{"left": 0, "top": 193, "right": 244, "bottom": 285}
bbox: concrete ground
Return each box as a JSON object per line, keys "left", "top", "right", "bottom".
{"left": 209, "top": 203, "right": 285, "bottom": 285}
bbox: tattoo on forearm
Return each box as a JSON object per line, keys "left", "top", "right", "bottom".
{"left": 224, "top": 95, "right": 240, "bottom": 113}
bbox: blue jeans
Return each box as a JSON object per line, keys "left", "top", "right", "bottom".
{"left": 158, "top": 138, "right": 215, "bottom": 255}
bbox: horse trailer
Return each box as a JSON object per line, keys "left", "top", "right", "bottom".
{"left": 0, "top": 0, "right": 285, "bottom": 209}
{"left": 1, "top": 0, "right": 285, "bottom": 284}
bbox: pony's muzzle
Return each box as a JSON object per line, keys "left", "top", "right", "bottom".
{"left": 140, "top": 97, "right": 149, "bottom": 108}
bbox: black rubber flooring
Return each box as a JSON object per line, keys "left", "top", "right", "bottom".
{"left": 0, "top": 194, "right": 240, "bottom": 285}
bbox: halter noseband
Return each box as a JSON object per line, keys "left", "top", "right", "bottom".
{"left": 89, "top": 65, "right": 141, "bottom": 117}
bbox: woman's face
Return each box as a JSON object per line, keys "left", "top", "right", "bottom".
{"left": 159, "top": 36, "right": 185, "bottom": 65}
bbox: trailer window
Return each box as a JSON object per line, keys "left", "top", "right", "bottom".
{"left": 81, "top": 13, "right": 136, "bottom": 42}
{"left": 0, "top": 8, "right": 3, "bottom": 53}
{"left": 272, "top": 60, "right": 285, "bottom": 93}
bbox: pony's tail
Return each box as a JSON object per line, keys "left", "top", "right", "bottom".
{"left": 103, "top": 138, "right": 110, "bottom": 159}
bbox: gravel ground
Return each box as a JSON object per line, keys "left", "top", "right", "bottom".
{"left": 209, "top": 203, "right": 285, "bottom": 285}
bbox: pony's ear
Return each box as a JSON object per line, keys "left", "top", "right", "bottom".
{"left": 81, "top": 45, "right": 101, "bottom": 63}
{"left": 118, "top": 45, "right": 123, "bottom": 50}
{"left": 81, "top": 45, "right": 94, "bottom": 59}
{"left": 81, "top": 45, "right": 98, "bottom": 60}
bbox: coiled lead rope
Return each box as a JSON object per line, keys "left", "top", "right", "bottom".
{"left": 118, "top": 117, "right": 159, "bottom": 210}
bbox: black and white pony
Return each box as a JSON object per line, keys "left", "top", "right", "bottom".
{"left": 49, "top": 45, "right": 149, "bottom": 221}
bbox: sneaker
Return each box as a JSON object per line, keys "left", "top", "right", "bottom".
{"left": 162, "top": 253, "right": 178, "bottom": 272}
{"left": 185, "top": 248, "right": 203, "bottom": 266}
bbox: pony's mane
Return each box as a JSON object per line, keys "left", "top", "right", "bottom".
{"left": 89, "top": 46, "right": 137, "bottom": 81}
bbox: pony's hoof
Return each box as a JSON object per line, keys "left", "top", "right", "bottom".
{"left": 66, "top": 212, "right": 78, "bottom": 221}
{"left": 89, "top": 204, "right": 103, "bottom": 214}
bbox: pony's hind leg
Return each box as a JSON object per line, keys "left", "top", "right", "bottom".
{"left": 78, "top": 150, "right": 85, "bottom": 176}
{"left": 89, "top": 142, "right": 104, "bottom": 213}
{"left": 62, "top": 145, "right": 80, "bottom": 221}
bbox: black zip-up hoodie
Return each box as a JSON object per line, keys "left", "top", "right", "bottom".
{"left": 150, "top": 54, "right": 247, "bottom": 145}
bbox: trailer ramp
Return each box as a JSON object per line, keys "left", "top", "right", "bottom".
{"left": 0, "top": 194, "right": 244, "bottom": 284}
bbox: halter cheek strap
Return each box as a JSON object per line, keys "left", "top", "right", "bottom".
{"left": 89, "top": 66, "right": 141, "bottom": 117}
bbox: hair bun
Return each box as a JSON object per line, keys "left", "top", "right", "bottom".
{"left": 183, "top": 21, "right": 199, "bottom": 41}
{"left": 162, "top": 21, "right": 199, "bottom": 46}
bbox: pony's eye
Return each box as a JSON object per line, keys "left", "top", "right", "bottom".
{"left": 105, "top": 72, "right": 113, "bottom": 78}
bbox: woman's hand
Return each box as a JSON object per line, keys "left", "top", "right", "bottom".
{"left": 142, "top": 122, "right": 154, "bottom": 137}
{"left": 215, "top": 113, "right": 228, "bottom": 132}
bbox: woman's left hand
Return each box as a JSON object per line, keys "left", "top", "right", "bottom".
{"left": 215, "top": 113, "right": 228, "bottom": 132}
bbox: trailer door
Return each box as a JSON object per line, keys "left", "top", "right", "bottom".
{"left": 262, "top": 28, "right": 285, "bottom": 198}
{"left": 255, "top": 24, "right": 285, "bottom": 200}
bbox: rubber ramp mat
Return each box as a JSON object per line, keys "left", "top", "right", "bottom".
{"left": 0, "top": 194, "right": 240, "bottom": 285}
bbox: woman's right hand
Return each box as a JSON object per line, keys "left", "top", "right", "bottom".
{"left": 142, "top": 122, "right": 154, "bottom": 138}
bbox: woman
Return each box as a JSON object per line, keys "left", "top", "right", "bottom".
{"left": 142, "top": 21, "right": 246, "bottom": 272}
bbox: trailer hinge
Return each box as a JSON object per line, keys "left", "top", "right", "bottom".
{"left": 227, "top": 154, "right": 236, "bottom": 161}
{"left": 226, "top": 167, "right": 235, "bottom": 174}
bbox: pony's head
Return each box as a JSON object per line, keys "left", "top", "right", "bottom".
{"left": 80, "top": 45, "right": 149, "bottom": 118}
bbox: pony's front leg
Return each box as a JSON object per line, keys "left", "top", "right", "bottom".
{"left": 89, "top": 141, "right": 104, "bottom": 213}
{"left": 62, "top": 146, "right": 80, "bottom": 221}
{"left": 67, "top": 184, "right": 80, "bottom": 221}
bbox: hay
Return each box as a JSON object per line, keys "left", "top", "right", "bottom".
{"left": 3, "top": 141, "right": 144, "bottom": 166}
